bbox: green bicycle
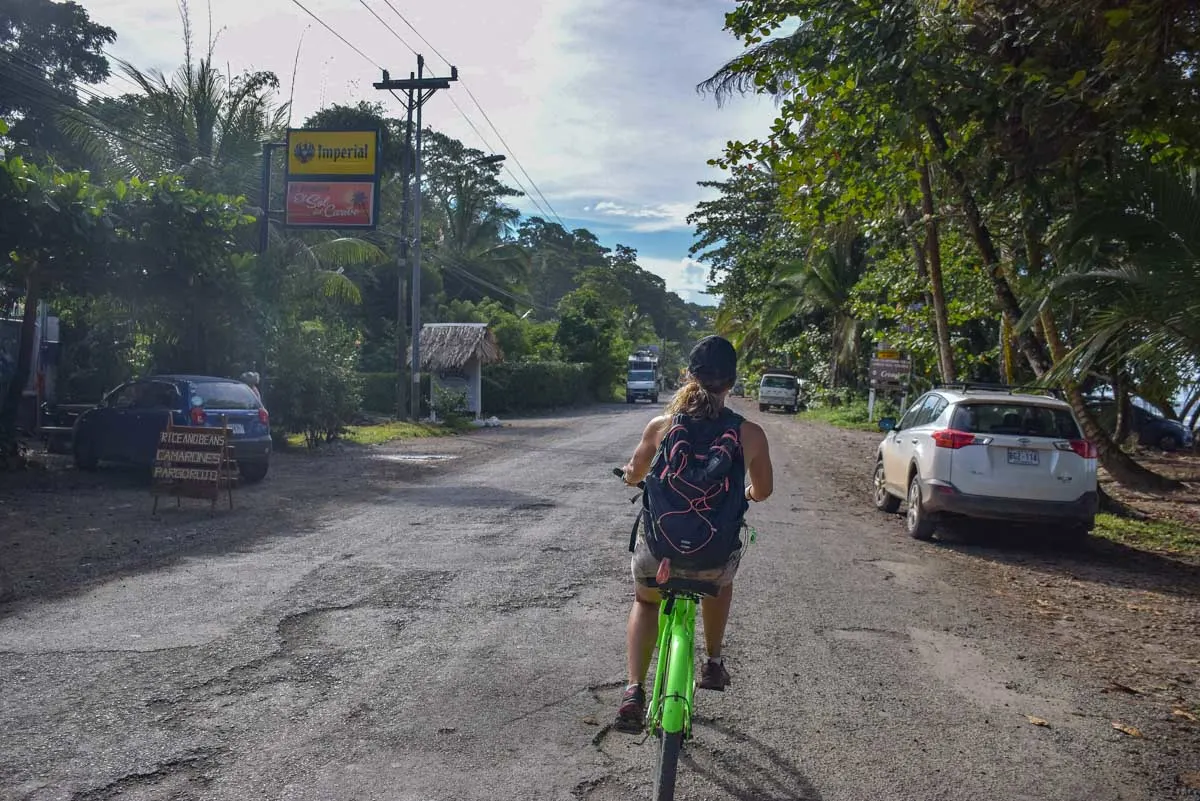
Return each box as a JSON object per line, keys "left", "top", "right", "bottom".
{"left": 643, "top": 574, "right": 718, "bottom": 800}
{"left": 613, "top": 468, "right": 757, "bottom": 800}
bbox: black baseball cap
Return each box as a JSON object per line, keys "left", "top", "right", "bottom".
{"left": 689, "top": 335, "right": 738, "bottom": 387}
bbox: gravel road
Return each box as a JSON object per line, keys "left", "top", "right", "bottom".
{"left": 1, "top": 400, "right": 1196, "bottom": 801}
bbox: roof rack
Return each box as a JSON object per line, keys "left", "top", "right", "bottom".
{"left": 934, "top": 382, "right": 1067, "bottom": 400}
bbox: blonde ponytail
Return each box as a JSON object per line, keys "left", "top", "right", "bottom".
{"left": 666, "top": 377, "right": 724, "bottom": 420}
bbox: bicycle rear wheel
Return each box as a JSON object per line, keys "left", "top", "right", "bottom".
{"left": 653, "top": 730, "right": 682, "bottom": 801}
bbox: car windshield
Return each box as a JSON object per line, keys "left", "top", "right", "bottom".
{"left": 628, "top": 370, "right": 655, "bottom": 381}
{"left": 192, "top": 381, "right": 260, "bottom": 410}
{"left": 761, "top": 376, "right": 796, "bottom": 389}
{"left": 951, "top": 403, "right": 1082, "bottom": 439}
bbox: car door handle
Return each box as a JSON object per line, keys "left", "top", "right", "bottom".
{"left": 911, "top": 438, "right": 919, "bottom": 444}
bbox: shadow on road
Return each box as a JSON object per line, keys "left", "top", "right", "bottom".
{"left": 683, "top": 717, "right": 823, "bottom": 801}
{"left": 935, "top": 522, "right": 1200, "bottom": 601}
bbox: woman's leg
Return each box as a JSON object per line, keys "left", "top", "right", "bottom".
{"left": 700, "top": 582, "right": 733, "bottom": 659}
{"left": 626, "top": 583, "right": 662, "bottom": 685}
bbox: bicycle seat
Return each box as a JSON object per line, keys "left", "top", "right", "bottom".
{"left": 647, "top": 577, "right": 721, "bottom": 597}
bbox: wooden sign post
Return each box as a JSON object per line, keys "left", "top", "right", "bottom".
{"left": 151, "top": 415, "right": 237, "bottom": 513}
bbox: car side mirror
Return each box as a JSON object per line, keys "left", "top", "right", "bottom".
{"left": 878, "top": 417, "right": 897, "bottom": 432}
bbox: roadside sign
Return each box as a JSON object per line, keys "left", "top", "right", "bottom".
{"left": 285, "top": 181, "right": 377, "bottom": 228}
{"left": 869, "top": 358, "right": 911, "bottom": 385}
{"left": 284, "top": 128, "right": 381, "bottom": 230}
{"left": 151, "top": 419, "right": 237, "bottom": 513}
{"left": 875, "top": 349, "right": 901, "bottom": 360}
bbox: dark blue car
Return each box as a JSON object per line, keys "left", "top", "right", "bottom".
{"left": 72, "top": 375, "right": 272, "bottom": 482}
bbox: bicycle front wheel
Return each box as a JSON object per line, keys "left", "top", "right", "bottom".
{"left": 653, "top": 730, "right": 682, "bottom": 801}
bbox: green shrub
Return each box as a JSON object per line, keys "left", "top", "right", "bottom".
{"left": 432, "top": 386, "right": 470, "bottom": 425}
{"left": 266, "top": 322, "right": 362, "bottom": 448}
{"left": 482, "top": 361, "right": 592, "bottom": 414}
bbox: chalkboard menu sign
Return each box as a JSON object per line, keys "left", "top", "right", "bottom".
{"left": 151, "top": 418, "right": 237, "bottom": 512}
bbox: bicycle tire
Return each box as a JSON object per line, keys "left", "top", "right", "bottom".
{"left": 653, "top": 730, "right": 683, "bottom": 801}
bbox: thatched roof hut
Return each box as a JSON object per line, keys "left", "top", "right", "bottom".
{"left": 417, "top": 323, "right": 503, "bottom": 371}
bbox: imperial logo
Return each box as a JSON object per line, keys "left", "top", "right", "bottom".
{"left": 293, "top": 141, "right": 316, "bottom": 164}
{"left": 294, "top": 142, "right": 370, "bottom": 164}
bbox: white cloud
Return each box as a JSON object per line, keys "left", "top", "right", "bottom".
{"left": 584, "top": 201, "right": 694, "bottom": 232}
{"left": 638, "top": 255, "right": 717, "bottom": 306}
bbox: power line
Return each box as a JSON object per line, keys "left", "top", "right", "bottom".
{"left": 369, "top": 3, "right": 569, "bottom": 230}
{"left": 442, "top": 93, "right": 555, "bottom": 221}
{"left": 377, "top": 0, "right": 452, "bottom": 66}
{"left": 355, "top": 0, "right": 417, "bottom": 55}
{"left": 457, "top": 79, "right": 567, "bottom": 228}
{"left": 2, "top": 62, "right": 182, "bottom": 163}
{"left": 284, "top": 0, "right": 383, "bottom": 70}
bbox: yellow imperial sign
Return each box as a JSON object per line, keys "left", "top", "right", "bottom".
{"left": 287, "top": 130, "right": 378, "bottom": 176}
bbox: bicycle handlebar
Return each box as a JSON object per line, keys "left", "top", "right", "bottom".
{"left": 612, "top": 467, "right": 645, "bottom": 490}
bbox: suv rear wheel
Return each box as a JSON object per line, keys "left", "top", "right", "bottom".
{"left": 905, "top": 474, "right": 936, "bottom": 541}
{"left": 873, "top": 461, "right": 900, "bottom": 513}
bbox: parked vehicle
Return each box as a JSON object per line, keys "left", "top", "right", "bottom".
{"left": 873, "top": 384, "right": 1098, "bottom": 540}
{"left": 758, "top": 372, "right": 801, "bottom": 413}
{"left": 731, "top": 379, "right": 745, "bottom": 397}
{"left": 1085, "top": 398, "right": 1193, "bottom": 452}
{"left": 626, "top": 348, "right": 661, "bottom": 404}
{"left": 72, "top": 375, "right": 272, "bottom": 483}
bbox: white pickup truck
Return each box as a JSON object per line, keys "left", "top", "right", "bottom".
{"left": 758, "top": 373, "right": 801, "bottom": 414}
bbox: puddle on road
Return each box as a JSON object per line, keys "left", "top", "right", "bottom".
{"left": 372, "top": 454, "right": 458, "bottom": 463}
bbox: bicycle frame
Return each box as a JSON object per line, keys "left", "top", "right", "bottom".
{"left": 645, "top": 592, "right": 700, "bottom": 738}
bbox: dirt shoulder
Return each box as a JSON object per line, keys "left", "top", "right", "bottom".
{"left": 0, "top": 416, "right": 567, "bottom": 608}
{"left": 774, "top": 411, "right": 1200, "bottom": 790}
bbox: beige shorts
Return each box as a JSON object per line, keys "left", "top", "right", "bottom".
{"left": 631, "top": 532, "right": 742, "bottom": 588}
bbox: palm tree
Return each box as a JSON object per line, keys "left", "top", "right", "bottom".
{"left": 1034, "top": 164, "right": 1200, "bottom": 384}
{"left": 758, "top": 223, "right": 868, "bottom": 387}
{"left": 65, "top": 1, "right": 286, "bottom": 196}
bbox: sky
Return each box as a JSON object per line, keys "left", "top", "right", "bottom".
{"left": 79, "top": 0, "right": 779, "bottom": 305}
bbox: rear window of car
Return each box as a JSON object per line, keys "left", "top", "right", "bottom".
{"left": 761, "top": 376, "right": 796, "bottom": 389}
{"left": 191, "top": 381, "right": 260, "bottom": 410}
{"left": 951, "top": 403, "right": 1082, "bottom": 439}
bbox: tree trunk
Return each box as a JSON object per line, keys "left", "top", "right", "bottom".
{"left": 1114, "top": 373, "right": 1132, "bottom": 445}
{"left": 0, "top": 270, "right": 41, "bottom": 459}
{"left": 922, "top": 109, "right": 1179, "bottom": 492}
{"left": 917, "top": 158, "right": 955, "bottom": 383}
{"left": 922, "top": 110, "right": 1052, "bottom": 377}
{"left": 902, "top": 203, "right": 942, "bottom": 375}
{"left": 1000, "top": 316, "right": 1016, "bottom": 384}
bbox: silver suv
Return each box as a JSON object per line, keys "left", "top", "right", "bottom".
{"left": 873, "top": 385, "right": 1099, "bottom": 540}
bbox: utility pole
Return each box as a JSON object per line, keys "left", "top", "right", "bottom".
{"left": 374, "top": 55, "right": 457, "bottom": 421}
{"left": 394, "top": 100, "right": 414, "bottom": 419}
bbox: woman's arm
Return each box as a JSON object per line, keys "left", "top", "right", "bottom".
{"left": 622, "top": 415, "right": 669, "bottom": 485}
{"left": 740, "top": 421, "right": 773, "bottom": 502}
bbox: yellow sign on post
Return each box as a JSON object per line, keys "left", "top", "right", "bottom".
{"left": 287, "top": 130, "right": 378, "bottom": 176}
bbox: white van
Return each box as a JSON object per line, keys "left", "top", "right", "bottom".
{"left": 758, "top": 373, "right": 800, "bottom": 414}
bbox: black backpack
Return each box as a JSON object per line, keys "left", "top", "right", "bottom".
{"left": 631, "top": 410, "right": 748, "bottom": 570}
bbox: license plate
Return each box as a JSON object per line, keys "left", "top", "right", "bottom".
{"left": 1007, "top": 448, "right": 1039, "bottom": 466}
{"left": 228, "top": 424, "right": 245, "bottom": 435}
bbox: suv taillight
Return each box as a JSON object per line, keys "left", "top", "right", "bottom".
{"left": 190, "top": 406, "right": 207, "bottom": 425}
{"left": 1069, "top": 439, "right": 1097, "bottom": 459}
{"left": 932, "top": 429, "right": 984, "bottom": 449}
{"left": 258, "top": 407, "right": 269, "bottom": 425}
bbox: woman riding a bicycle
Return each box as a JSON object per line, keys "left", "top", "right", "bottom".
{"left": 616, "top": 335, "right": 774, "bottom": 732}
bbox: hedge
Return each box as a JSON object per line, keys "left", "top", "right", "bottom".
{"left": 359, "top": 362, "right": 591, "bottom": 417}
{"left": 360, "top": 371, "right": 431, "bottom": 416}
{"left": 481, "top": 361, "right": 592, "bottom": 414}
